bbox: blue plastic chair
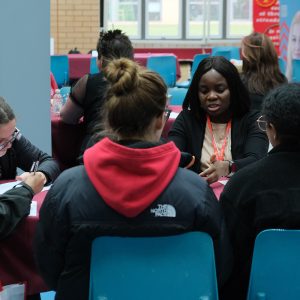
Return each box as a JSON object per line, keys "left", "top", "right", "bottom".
{"left": 176, "top": 53, "right": 210, "bottom": 88}
{"left": 247, "top": 229, "right": 300, "bottom": 300}
{"left": 50, "top": 55, "right": 69, "bottom": 88}
{"left": 211, "top": 47, "right": 240, "bottom": 60}
{"left": 147, "top": 55, "right": 177, "bottom": 87}
{"left": 278, "top": 57, "right": 286, "bottom": 74}
{"left": 89, "top": 232, "right": 219, "bottom": 300}
{"left": 90, "top": 56, "right": 99, "bottom": 74}
{"left": 292, "top": 59, "right": 300, "bottom": 83}
{"left": 168, "top": 87, "right": 188, "bottom": 105}
{"left": 40, "top": 291, "right": 56, "bottom": 300}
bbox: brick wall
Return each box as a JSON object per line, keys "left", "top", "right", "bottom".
{"left": 51, "top": 0, "right": 100, "bottom": 54}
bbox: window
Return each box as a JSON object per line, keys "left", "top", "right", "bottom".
{"left": 148, "top": 0, "right": 161, "bottom": 21}
{"left": 146, "top": 0, "right": 181, "bottom": 39}
{"left": 104, "top": 0, "right": 253, "bottom": 40}
{"left": 106, "top": 0, "right": 141, "bottom": 38}
{"left": 227, "top": 0, "right": 252, "bottom": 38}
{"left": 186, "top": 0, "right": 222, "bottom": 39}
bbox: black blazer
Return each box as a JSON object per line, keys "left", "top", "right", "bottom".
{"left": 168, "top": 109, "right": 269, "bottom": 173}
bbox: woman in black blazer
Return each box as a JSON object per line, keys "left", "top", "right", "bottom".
{"left": 168, "top": 56, "right": 269, "bottom": 184}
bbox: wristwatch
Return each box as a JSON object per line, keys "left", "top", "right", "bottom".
{"left": 227, "top": 160, "right": 237, "bottom": 177}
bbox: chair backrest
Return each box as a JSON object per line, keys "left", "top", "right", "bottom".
{"left": 292, "top": 59, "right": 300, "bottom": 83}
{"left": 191, "top": 53, "right": 210, "bottom": 78}
{"left": 278, "top": 57, "right": 286, "bottom": 74}
{"left": 146, "top": 55, "right": 177, "bottom": 87}
{"left": 247, "top": 229, "right": 300, "bottom": 300}
{"left": 40, "top": 291, "right": 56, "bottom": 300}
{"left": 50, "top": 55, "right": 69, "bottom": 88}
{"left": 89, "top": 232, "right": 219, "bottom": 300}
{"left": 211, "top": 47, "right": 240, "bottom": 60}
{"left": 168, "top": 87, "right": 188, "bottom": 105}
{"left": 90, "top": 56, "right": 99, "bottom": 74}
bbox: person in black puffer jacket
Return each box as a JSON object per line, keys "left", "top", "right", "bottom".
{"left": 34, "top": 58, "right": 233, "bottom": 300}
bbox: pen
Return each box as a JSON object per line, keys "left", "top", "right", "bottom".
{"left": 30, "top": 154, "right": 40, "bottom": 175}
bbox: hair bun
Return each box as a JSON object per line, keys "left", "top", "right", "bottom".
{"left": 105, "top": 58, "right": 139, "bottom": 95}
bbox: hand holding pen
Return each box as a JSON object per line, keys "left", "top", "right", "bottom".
{"left": 30, "top": 159, "right": 40, "bottom": 175}
{"left": 16, "top": 154, "right": 46, "bottom": 184}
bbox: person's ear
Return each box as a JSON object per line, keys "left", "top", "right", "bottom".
{"left": 268, "top": 123, "right": 277, "bottom": 140}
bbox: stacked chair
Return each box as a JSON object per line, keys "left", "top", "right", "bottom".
{"left": 89, "top": 232, "right": 219, "bottom": 300}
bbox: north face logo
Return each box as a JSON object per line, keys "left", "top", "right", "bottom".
{"left": 150, "top": 204, "right": 176, "bottom": 217}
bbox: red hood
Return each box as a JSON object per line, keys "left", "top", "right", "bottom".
{"left": 83, "top": 138, "right": 181, "bottom": 217}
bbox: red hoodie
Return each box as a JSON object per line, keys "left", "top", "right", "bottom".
{"left": 83, "top": 138, "right": 181, "bottom": 218}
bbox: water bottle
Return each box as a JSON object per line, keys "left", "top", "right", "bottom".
{"left": 51, "top": 89, "right": 63, "bottom": 115}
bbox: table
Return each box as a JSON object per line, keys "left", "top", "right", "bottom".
{"left": 134, "top": 48, "right": 212, "bottom": 60}
{"left": 134, "top": 53, "right": 181, "bottom": 80}
{"left": 67, "top": 53, "right": 181, "bottom": 82}
{"left": 68, "top": 54, "right": 92, "bottom": 80}
{"left": 0, "top": 190, "right": 48, "bottom": 296}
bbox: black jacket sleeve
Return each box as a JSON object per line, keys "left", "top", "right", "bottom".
{"left": 34, "top": 180, "right": 69, "bottom": 290}
{"left": 14, "top": 134, "right": 61, "bottom": 183}
{"left": 195, "top": 185, "right": 233, "bottom": 287}
{"left": 0, "top": 183, "right": 34, "bottom": 240}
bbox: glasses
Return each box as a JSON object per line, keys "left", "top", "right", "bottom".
{"left": 0, "top": 128, "right": 20, "bottom": 151}
{"left": 164, "top": 108, "right": 171, "bottom": 122}
{"left": 257, "top": 115, "right": 268, "bottom": 132}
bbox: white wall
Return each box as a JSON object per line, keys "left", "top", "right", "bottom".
{"left": 0, "top": 0, "right": 51, "bottom": 153}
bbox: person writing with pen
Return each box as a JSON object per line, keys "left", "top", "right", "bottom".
{"left": 0, "top": 96, "right": 60, "bottom": 184}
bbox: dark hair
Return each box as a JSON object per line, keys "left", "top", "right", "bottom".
{"left": 103, "top": 58, "right": 167, "bottom": 139}
{"left": 0, "top": 96, "right": 15, "bottom": 124}
{"left": 261, "top": 83, "right": 300, "bottom": 144}
{"left": 68, "top": 47, "right": 81, "bottom": 54}
{"left": 96, "top": 29, "right": 134, "bottom": 68}
{"left": 241, "top": 32, "right": 286, "bottom": 95}
{"left": 183, "top": 56, "right": 250, "bottom": 120}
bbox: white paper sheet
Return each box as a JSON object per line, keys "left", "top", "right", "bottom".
{"left": 0, "top": 181, "right": 51, "bottom": 194}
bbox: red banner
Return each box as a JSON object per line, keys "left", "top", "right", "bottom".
{"left": 253, "top": 0, "right": 280, "bottom": 54}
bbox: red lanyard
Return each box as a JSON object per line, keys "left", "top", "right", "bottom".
{"left": 206, "top": 116, "right": 232, "bottom": 161}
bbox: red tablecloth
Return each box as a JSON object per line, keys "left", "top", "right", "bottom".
{"left": 134, "top": 53, "right": 181, "bottom": 80}
{"left": 0, "top": 190, "right": 48, "bottom": 295}
{"left": 68, "top": 54, "right": 92, "bottom": 80}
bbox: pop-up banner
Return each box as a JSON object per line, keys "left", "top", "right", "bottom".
{"left": 280, "top": 0, "right": 300, "bottom": 80}
{"left": 253, "top": 0, "right": 280, "bottom": 53}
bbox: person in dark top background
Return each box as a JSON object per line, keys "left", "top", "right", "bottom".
{"left": 220, "top": 83, "right": 300, "bottom": 299}
{"left": 60, "top": 29, "right": 134, "bottom": 153}
{"left": 168, "top": 56, "right": 268, "bottom": 183}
